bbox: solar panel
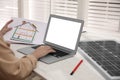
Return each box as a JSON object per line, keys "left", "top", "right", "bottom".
{"left": 78, "top": 40, "right": 120, "bottom": 80}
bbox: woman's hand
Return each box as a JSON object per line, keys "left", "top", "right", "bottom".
{"left": 0, "top": 20, "right": 13, "bottom": 37}
{"left": 32, "top": 45, "right": 55, "bottom": 59}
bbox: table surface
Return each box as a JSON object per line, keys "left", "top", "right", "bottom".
{"left": 10, "top": 27, "right": 120, "bottom": 80}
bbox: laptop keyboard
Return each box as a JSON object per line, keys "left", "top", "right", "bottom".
{"left": 32, "top": 45, "right": 68, "bottom": 58}
{"left": 78, "top": 40, "right": 120, "bottom": 77}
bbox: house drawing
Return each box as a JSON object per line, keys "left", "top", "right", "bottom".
{"left": 11, "top": 21, "right": 38, "bottom": 43}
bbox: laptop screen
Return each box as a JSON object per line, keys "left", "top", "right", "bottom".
{"left": 45, "top": 15, "right": 83, "bottom": 50}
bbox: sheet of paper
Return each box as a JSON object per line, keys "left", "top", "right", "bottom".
{"left": 4, "top": 18, "right": 47, "bottom": 44}
{"left": 47, "top": 70, "right": 68, "bottom": 80}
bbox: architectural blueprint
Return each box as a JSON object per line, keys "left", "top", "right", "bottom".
{"left": 11, "top": 21, "right": 38, "bottom": 43}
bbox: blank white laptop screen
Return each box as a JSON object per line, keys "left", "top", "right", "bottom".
{"left": 45, "top": 17, "right": 82, "bottom": 50}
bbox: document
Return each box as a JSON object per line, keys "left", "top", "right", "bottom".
{"left": 4, "top": 18, "right": 47, "bottom": 44}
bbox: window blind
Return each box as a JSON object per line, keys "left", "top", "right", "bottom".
{"left": 29, "top": 0, "right": 50, "bottom": 22}
{"left": 0, "top": 0, "right": 18, "bottom": 30}
{"left": 51, "top": 0, "right": 78, "bottom": 18}
{"left": 87, "top": 0, "right": 120, "bottom": 31}
{"left": 29, "top": 0, "right": 78, "bottom": 22}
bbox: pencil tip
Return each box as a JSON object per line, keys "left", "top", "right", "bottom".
{"left": 70, "top": 72, "right": 74, "bottom": 75}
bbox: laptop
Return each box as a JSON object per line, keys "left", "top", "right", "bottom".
{"left": 17, "top": 14, "right": 84, "bottom": 64}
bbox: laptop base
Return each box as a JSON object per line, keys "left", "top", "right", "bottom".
{"left": 17, "top": 46, "right": 74, "bottom": 64}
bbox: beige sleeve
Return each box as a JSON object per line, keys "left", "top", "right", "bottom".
{"left": 0, "top": 38, "right": 37, "bottom": 80}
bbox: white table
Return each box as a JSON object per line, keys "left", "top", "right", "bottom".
{"left": 10, "top": 27, "right": 120, "bottom": 80}
{"left": 11, "top": 43, "right": 105, "bottom": 80}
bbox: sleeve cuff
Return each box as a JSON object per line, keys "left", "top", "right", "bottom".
{"left": 26, "top": 55, "right": 38, "bottom": 69}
